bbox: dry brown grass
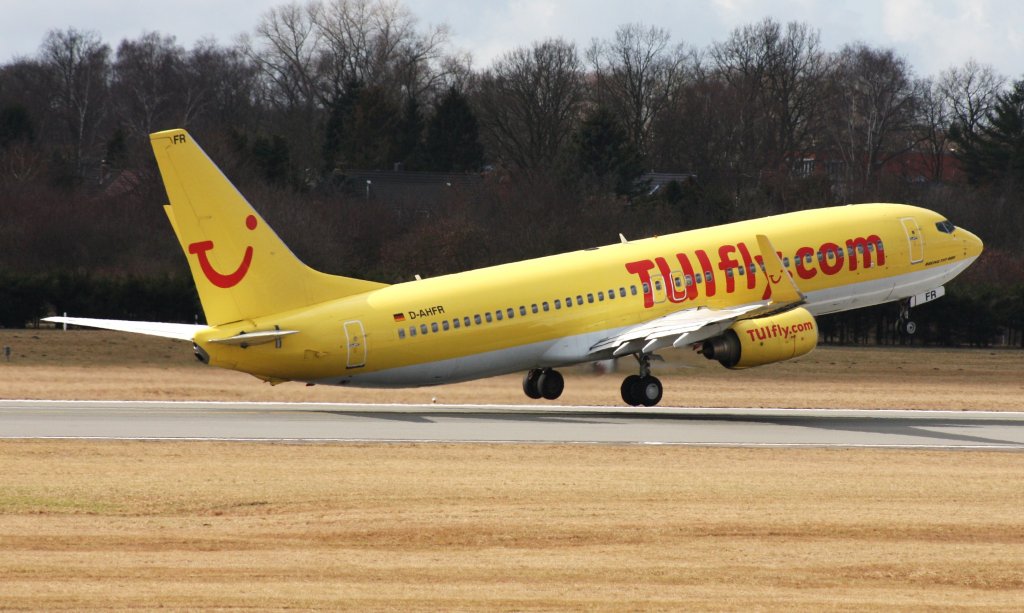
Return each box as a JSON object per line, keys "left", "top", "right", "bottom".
{"left": 1, "top": 440, "right": 1023, "bottom": 611}
{"left": 1, "top": 329, "right": 1022, "bottom": 409}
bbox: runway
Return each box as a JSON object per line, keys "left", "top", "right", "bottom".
{"left": 2, "top": 400, "right": 1023, "bottom": 449}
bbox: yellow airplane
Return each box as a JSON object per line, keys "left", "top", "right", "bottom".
{"left": 45, "top": 129, "right": 984, "bottom": 406}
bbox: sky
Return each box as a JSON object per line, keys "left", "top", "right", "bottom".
{"left": 2, "top": 0, "right": 1024, "bottom": 79}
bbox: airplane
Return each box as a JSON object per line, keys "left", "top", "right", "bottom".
{"left": 45, "top": 129, "right": 984, "bottom": 406}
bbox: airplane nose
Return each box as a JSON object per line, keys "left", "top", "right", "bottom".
{"left": 960, "top": 228, "right": 984, "bottom": 258}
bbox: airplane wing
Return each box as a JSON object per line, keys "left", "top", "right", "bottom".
{"left": 43, "top": 317, "right": 208, "bottom": 341}
{"left": 589, "top": 301, "right": 769, "bottom": 357}
{"left": 589, "top": 234, "right": 806, "bottom": 358}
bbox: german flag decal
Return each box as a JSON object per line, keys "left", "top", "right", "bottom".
{"left": 393, "top": 313, "right": 406, "bottom": 322}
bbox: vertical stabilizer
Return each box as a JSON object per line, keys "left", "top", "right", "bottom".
{"left": 150, "top": 129, "right": 386, "bottom": 326}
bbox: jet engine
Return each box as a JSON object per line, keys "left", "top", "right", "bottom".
{"left": 700, "top": 307, "right": 818, "bottom": 369}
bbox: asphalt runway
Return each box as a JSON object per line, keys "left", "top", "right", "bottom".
{"left": 2, "top": 400, "right": 1023, "bottom": 449}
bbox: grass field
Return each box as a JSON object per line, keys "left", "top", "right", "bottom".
{"left": 1, "top": 329, "right": 1022, "bottom": 409}
{"left": 1, "top": 329, "right": 1023, "bottom": 610}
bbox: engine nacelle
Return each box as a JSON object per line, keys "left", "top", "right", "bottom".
{"left": 701, "top": 307, "right": 818, "bottom": 369}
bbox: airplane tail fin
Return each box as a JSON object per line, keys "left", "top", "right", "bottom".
{"left": 150, "top": 129, "right": 387, "bottom": 326}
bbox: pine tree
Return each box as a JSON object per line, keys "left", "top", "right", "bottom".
{"left": 955, "top": 79, "right": 1024, "bottom": 188}
{"left": 424, "top": 87, "right": 484, "bottom": 172}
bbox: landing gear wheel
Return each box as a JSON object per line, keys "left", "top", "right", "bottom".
{"left": 522, "top": 369, "right": 542, "bottom": 399}
{"left": 537, "top": 368, "right": 564, "bottom": 400}
{"left": 895, "top": 318, "right": 917, "bottom": 336}
{"left": 635, "top": 376, "right": 663, "bottom": 407}
{"left": 621, "top": 375, "right": 641, "bottom": 405}
{"left": 620, "top": 374, "right": 663, "bottom": 407}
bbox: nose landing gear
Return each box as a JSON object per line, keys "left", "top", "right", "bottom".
{"left": 895, "top": 300, "right": 917, "bottom": 336}
{"left": 620, "top": 353, "right": 663, "bottom": 407}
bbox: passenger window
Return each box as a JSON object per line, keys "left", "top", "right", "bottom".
{"left": 620, "top": 287, "right": 627, "bottom": 297}
{"left": 608, "top": 288, "right": 615, "bottom": 300}
{"left": 817, "top": 252, "right": 824, "bottom": 262}
{"left": 705, "top": 271, "right": 714, "bottom": 283}
{"left": 421, "top": 324, "right": 428, "bottom": 335}
{"left": 726, "top": 268, "right": 734, "bottom": 278}
{"left": 555, "top": 299, "right": 561, "bottom": 309}
{"left": 750, "top": 263, "right": 758, "bottom": 274}
{"left": 577, "top": 295, "right": 584, "bottom": 305}
{"left": 495, "top": 311, "right": 503, "bottom": 321}
{"left": 453, "top": 319, "right": 461, "bottom": 329}
{"left": 410, "top": 326, "right": 417, "bottom": 337}
{"left": 519, "top": 306, "right": 527, "bottom": 316}
{"left": 565, "top": 297, "right": 572, "bottom": 308}
{"left": 442, "top": 320, "right": 449, "bottom": 331}
{"left": 464, "top": 316, "right": 471, "bottom": 327}
{"left": 685, "top": 274, "right": 693, "bottom": 286}
{"left": 587, "top": 293, "right": 594, "bottom": 303}
{"left": 542, "top": 302, "right": 550, "bottom": 312}
{"left": 654, "top": 280, "right": 663, "bottom": 291}
{"left": 598, "top": 291, "right": 604, "bottom": 301}
{"left": 398, "top": 328, "right": 406, "bottom": 339}
{"left": 674, "top": 276, "right": 683, "bottom": 288}
{"left": 431, "top": 322, "right": 439, "bottom": 333}
{"left": 783, "top": 257, "right": 790, "bottom": 268}
{"left": 507, "top": 307, "right": 514, "bottom": 319}
{"left": 474, "top": 314, "right": 482, "bottom": 325}
{"left": 738, "top": 266, "right": 744, "bottom": 276}
{"left": 485, "top": 312, "right": 493, "bottom": 323}
{"left": 531, "top": 304, "right": 539, "bottom": 314}
{"left": 696, "top": 273, "right": 702, "bottom": 284}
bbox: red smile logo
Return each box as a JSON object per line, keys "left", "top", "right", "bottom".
{"left": 188, "top": 215, "right": 257, "bottom": 288}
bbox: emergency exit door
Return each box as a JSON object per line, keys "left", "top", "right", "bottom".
{"left": 900, "top": 217, "right": 924, "bottom": 264}
{"left": 343, "top": 320, "right": 366, "bottom": 368}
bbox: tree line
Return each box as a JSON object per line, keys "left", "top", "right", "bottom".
{"left": 1, "top": 0, "right": 1022, "bottom": 345}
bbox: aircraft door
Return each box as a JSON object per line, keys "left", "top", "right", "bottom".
{"left": 343, "top": 320, "right": 366, "bottom": 368}
{"left": 900, "top": 217, "right": 924, "bottom": 264}
{"left": 649, "top": 275, "right": 667, "bottom": 304}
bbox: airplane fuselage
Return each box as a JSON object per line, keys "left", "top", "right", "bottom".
{"left": 192, "top": 203, "right": 982, "bottom": 387}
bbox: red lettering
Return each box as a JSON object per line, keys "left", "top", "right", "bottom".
{"left": 737, "top": 242, "right": 756, "bottom": 290}
{"left": 795, "top": 246, "right": 816, "bottom": 280}
{"left": 819, "top": 241, "right": 844, "bottom": 275}
{"left": 625, "top": 260, "right": 657, "bottom": 308}
{"left": 846, "top": 235, "right": 885, "bottom": 270}
{"left": 695, "top": 249, "right": 715, "bottom": 297}
{"left": 675, "top": 253, "right": 698, "bottom": 301}
{"left": 718, "top": 245, "right": 739, "bottom": 293}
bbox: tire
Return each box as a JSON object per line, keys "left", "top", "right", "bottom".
{"left": 637, "top": 376, "right": 663, "bottom": 407}
{"left": 537, "top": 369, "right": 564, "bottom": 400}
{"left": 903, "top": 320, "right": 917, "bottom": 335}
{"left": 620, "top": 375, "right": 642, "bottom": 406}
{"left": 522, "top": 369, "right": 542, "bottom": 399}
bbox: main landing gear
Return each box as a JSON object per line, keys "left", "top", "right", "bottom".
{"left": 895, "top": 300, "right": 917, "bottom": 336}
{"left": 620, "top": 353, "right": 663, "bottom": 407}
{"left": 523, "top": 368, "right": 564, "bottom": 400}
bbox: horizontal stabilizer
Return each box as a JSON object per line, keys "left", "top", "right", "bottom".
{"left": 43, "top": 317, "right": 207, "bottom": 341}
{"left": 208, "top": 329, "right": 298, "bottom": 347}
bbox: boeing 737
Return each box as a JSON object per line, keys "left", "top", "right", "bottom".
{"left": 45, "top": 129, "right": 984, "bottom": 406}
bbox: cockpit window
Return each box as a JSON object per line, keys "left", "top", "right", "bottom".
{"left": 936, "top": 220, "right": 956, "bottom": 234}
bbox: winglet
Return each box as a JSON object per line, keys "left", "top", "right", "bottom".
{"left": 756, "top": 234, "right": 804, "bottom": 305}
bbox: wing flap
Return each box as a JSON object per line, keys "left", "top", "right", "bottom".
{"left": 208, "top": 329, "right": 299, "bottom": 346}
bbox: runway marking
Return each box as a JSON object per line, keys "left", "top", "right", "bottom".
{"left": 1, "top": 435, "right": 1021, "bottom": 451}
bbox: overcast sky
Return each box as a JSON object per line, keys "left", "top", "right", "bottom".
{"left": 2, "top": 0, "right": 1023, "bottom": 79}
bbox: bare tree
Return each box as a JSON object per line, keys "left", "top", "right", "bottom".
{"left": 475, "top": 38, "right": 585, "bottom": 172}
{"left": 938, "top": 59, "right": 1006, "bottom": 139}
{"left": 710, "top": 19, "right": 830, "bottom": 182}
{"left": 111, "top": 33, "right": 187, "bottom": 137}
{"left": 39, "top": 28, "right": 111, "bottom": 177}
{"left": 586, "top": 23, "right": 689, "bottom": 159}
{"left": 823, "top": 43, "right": 922, "bottom": 190}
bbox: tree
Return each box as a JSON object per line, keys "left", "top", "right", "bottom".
{"left": 572, "top": 106, "right": 644, "bottom": 197}
{"left": 423, "top": 87, "right": 483, "bottom": 172}
{"left": 587, "top": 23, "right": 688, "bottom": 159}
{"left": 954, "top": 79, "right": 1024, "bottom": 188}
{"left": 475, "top": 38, "right": 585, "bottom": 173}
{"left": 823, "top": 43, "right": 922, "bottom": 192}
{"left": 39, "top": 28, "right": 111, "bottom": 180}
